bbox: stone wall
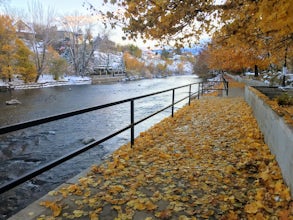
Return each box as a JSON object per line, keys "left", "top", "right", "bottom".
{"left": 91, "top": 75, "right": 125, "bottom": 84}
{"left": 245, "top": 86, "right": 293, "bottom": 196}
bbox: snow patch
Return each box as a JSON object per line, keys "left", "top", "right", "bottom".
{"left": 0, "top": 75, "right": 92, "bottom": 90}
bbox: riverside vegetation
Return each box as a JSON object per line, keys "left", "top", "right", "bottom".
{"left": 36, "top": 81, "right": 292, "bottom": 219}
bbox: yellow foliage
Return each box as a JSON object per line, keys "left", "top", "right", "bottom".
{"left": 123, "top": 52, "right": 145, "bottom": 74}
{"left": 245, "top": 201, "right": 263, "bottom": 214}
{"left": 39, "top": 201, "right": 62, "bottom": 217}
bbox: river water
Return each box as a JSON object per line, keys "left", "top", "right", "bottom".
{"left": 0, "top": 75, "right": 201, "bottom": 219}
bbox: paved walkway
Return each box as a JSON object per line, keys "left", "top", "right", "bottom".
{"left": 9, "top": 81, "right": 292, "bottom": 220}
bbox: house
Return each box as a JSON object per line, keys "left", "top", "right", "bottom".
{"left": 14, "top": 20, "right": 35, "bottom": 40}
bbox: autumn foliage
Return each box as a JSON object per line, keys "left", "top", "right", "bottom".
{"left": 89, "top": 0, "right": 293, "bottom": 75}
{"left": 38, "top": 83, "right": 292, "bottom": 219}
{"left": 0, "top": 15, "right": 37, "bottom": 82}
{"left": 123, "top": 52, "right": 145, "bottom": 74}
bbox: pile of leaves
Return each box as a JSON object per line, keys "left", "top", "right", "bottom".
{"left": 38, "top": 88, "right": 292, "bottom": 219}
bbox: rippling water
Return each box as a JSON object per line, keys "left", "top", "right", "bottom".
{"left": 0, "top": 75, "right": 201, "bottom": 219}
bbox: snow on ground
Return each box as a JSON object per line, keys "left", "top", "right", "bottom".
{"left": 37, "top": 74, "right": 91, "bottom": 84}
{"left": 0, "top": 75, "right": 92, "bottom": 90}
{"left": 141, "top": 54, "right": 194, "bottom": 74}
{"left": 243, "top": 71, "right": 293, "bottom": 87}
{"left": 93, "top": 51, "right": 124, "bottom": 69}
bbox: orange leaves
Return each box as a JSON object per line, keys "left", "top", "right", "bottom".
{"left": 155, "top": 209, "right": 172, "bottom": 219}
{"left": 158, "top": 151, "right": 172, "bottom": 160}
{"left": 39, "top": 201, "right": 62, "bottom": 217}
{"left": 245, "top": 201, "right": 263, "bottom": 214}
{"left": 127, "top": 198, "right": 157, "bottom": 211}
{"left": 123, "top": 52, "right": 145, "bottom": 73}
{"left": 108, "top": 185, "right": 125, "bottom": 194}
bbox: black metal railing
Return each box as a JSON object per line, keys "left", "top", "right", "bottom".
{"left": 0, "top": 78, "right": 228, "bottom": 194}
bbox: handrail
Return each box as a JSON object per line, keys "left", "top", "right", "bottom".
{"left": 0, "top": 78, "right": 228, "bottom": 194}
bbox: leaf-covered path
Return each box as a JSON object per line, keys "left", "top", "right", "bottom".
{"left": 34, "top": 84, "right": 292, "bottom": 219}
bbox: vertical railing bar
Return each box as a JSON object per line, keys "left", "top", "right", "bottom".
{"left": 198, "top": 83, "right": 200, "bottom": 99}
{"left": 188, "top": 84, "right": 191, "bottom": 105}
{"left": 130, "top": 100, "right": 134, "bottom": 147}
{"left": 171, "top": 89, "right": 175, "bottom": 117}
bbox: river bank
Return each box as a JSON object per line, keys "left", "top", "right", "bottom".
{"left": 0, "top": 74, "right": 188, "bottom": 91}
{"left": 0, "top": 75, "right": 92, "bottom": 91}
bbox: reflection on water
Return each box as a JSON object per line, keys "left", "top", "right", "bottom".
{"left": 0, "top": 75, "right": 201, "bottom": 218}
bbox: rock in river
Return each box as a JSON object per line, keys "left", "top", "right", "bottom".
{"left": 82, "top": 137, "right": 96, "bottom": 145}
{"left": 5, "top": 99, "right": 21, "bottom": 105}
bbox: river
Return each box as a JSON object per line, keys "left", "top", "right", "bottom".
{"left": 0, "top": 75, "right": 201, "bottom": 219}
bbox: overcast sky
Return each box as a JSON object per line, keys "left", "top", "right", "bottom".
{"left": 7, "top": 0, "right": 89, "bottom": 14}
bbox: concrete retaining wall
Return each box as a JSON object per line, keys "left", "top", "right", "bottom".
{"left": 245, "top": 86, "right": 293, "bottom": 195}
{"left": 91, "top": 76, "right": 125, "bottom": 84}
{"left": 226, "top": 73, "right": 267, "bottom": 87}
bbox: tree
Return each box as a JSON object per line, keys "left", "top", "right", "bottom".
{"left": 85, "top": 0, "right": 236, "bottom": 46}
{"left": 0, "top": 15, "right": 37, "bottom": 82}
{"left": 117, "top": 44, "right": 142, "bottom": 58}
{"left": 161, "top": 48, "right": 172, "bottom": 60}
{"left": 46, "top": 46, "right": 68, "bottom": 80}
{"left": 123, "top": 51, "right": 145, "bottom": 75}
{"left": 26, "top": 0, "right": 57, "bottom": 82}
{"left": 96, "top": 34, "right": 117, "bottom": 53}
{"left": 0, "top": 15, "right": 16, "bottom": 81}
{"left": 14, "top": 38, "right": 37, "bottom": 82}
{"left": 193, "top": 48, "right": 210, "bottom": 78}
{"left": 214, "top": 0, "right": 292, "bottom": 73}
{"left": 87, "top": 0, "right": 292, "bottom": 80}
{"left": 61, "top": 13, "right": 98, "bottom": 76}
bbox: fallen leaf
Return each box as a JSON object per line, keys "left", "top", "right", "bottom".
{"left": 40, "top": 201, "right": 62, "bottom": 217}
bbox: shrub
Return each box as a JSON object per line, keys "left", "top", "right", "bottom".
{"left": 276, "top": 93, "right": 293, "bottom": 106}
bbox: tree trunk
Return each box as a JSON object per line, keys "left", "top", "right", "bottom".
{"left": 282, "top": 46, "right": 288, "bottom": 87}
{"left": 254, "top": 65, "right": 258, "bottom": 77}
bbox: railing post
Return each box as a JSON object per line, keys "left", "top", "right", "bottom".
{"left": 172, "top": 89, "right": 175, "bottom": 117}
{"left": 201, "top": 82, "right": 204, "bottom": 95}
{"left": 130, "top": 100, "right": 134, "bottom": 147}
{"left": 226, "top": 81, "right": 229, "bottom": 96}
{"left": 198, "top": 83, "right": 200, "bottom": 99}
{"left": 188, "top": 84, "right": 191, "bottom": 105}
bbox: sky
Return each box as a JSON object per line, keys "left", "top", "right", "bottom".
{"left": 6, "top": 0, "right": 90, "bottom": 14}
{"left": 2, "top": 0, "right": 156, "bottom": 48}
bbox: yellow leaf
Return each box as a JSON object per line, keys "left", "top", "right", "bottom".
{"left": 90, "top": 211, "right": 99, "bottom": 220}
{"left": 255, "top": 212, "right": 266, "bottom": 220}
{"left": 255, "top": 188, "right": 264, "bottom": 201}
{"left": 155, "top": 209, "right": 172, "bottom": 219}
{"left": 225, "top": 211, "right": 238, "bottom": 219}
{"left": 244, "top": 201, "right": 263, "bottom": 214}
{"left": 40, "top": 201, "right": 62, "bottom": 217}
{"left": 108, "top": 185, "right": 125, "bottom": 194}
{"left": 73, "top": 210, "right": 84, "bottom": 217}
{"left": 259, "top": 170, "right": 270, "bottom": 181}
{"left": 274, "top": 181, "right": 284, "bottom": 194}
{"left": 280, "top": 187, "right": 291, "bottom": 201}
{"left": 145, "top": 200, "right": 157, "bottom": 211}
{"left": 134, "top": 202, "right": 146, "bottom": 211}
